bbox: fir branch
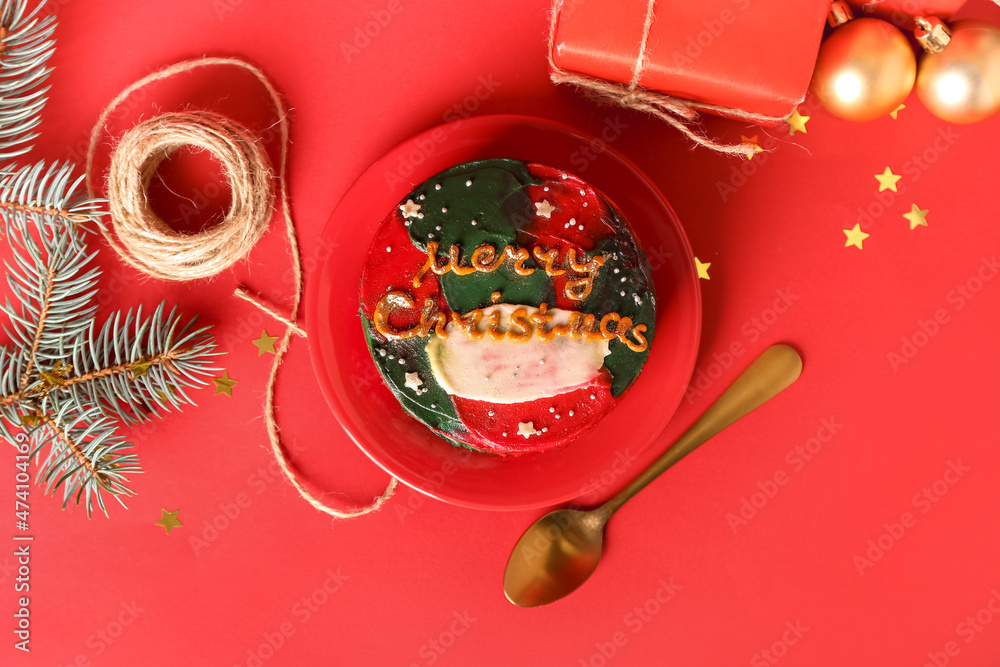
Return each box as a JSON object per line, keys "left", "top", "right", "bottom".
{"left": 69, "top": 304, "right": 220, "bottom": 426}
{"left": 33, "top": 402, "right": 141, "bottom": 517}
{"left": 0, "top": 0, "right": 56, "bottom": 159}
{"left": 0, "top": 343, "right": 26, "bottom": 436}
{"left": 18, "top": 264, "right": 52, "bottom": 388}
{"left": 0, "top": 161, "right": 106, "bottom": 226}
{"left": 0, "top": 162, "right": 104, "bottom": 360}
{"left": 0, "top": 200, "right": 95, "bottom": 222}
{"left": 0, "top": 2, "right": 220, "bottom": 517}
{"left": 63, "top": 350, "right": 182, "bottom": 386}
{"left": 38, "top": 412, "right": 97, "bottom": 480}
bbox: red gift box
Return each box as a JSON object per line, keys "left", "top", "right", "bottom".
{"left": 548, "top": 0, "right": 831, "bottom": 152}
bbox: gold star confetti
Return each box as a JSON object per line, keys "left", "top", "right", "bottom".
{"left": 156, "top": 509, "right": 182, "bottom": 534}
{"left": 843, "top": 224, "right": 870, "bottom": 250}
{"left": 404, "top": 372, "right": 423, "bottom": 392}
{"left": 213, "top": 371, "right": 237, "bottom": 397}
{"left": 155, "top": 386, "right": 177, "bottom": 403}
{"left": 252, "top": 330, "right": 279, "bottom": 356}
{"left": 787, "top": 109, "right": 809, "bottom": 135}
{"left": 39, "top": 361, "right": 72, "bottom": 387}
{"left": 890, "top": 104, "right": 906, "bottom": 119}
{"left": 740, "top": 135, "right": 763, "bottom": 160}
{"left": 903, "top": 204, "right": 929, "bottom": 229}
{"left": 694, "top": 257, "right": 711, "bottom": 280}
{"left": 399, "top": 199, "right": 421, "bottom": 218}
{"left": 131, "top": 360, "right": 153, "bottom": 378}
{"left": 517, "top": 421, "right": 538, "bottom": 438}
{"left": 874, "top": 167, "right": 902, "bottom": 193}
{"left": 19, "top": 412, "right": 40, "bottom": 427}
{"left": 534, "top": 200, "right": 556, "bottom": 218}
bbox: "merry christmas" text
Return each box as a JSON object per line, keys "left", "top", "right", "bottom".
{"left": 373, "top": 291, "right": 648, "bottom": 352}
{"left": 413, "top": 242, "right": 605, "bottom": 301}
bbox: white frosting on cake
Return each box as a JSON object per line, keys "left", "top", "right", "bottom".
{"left": 425, "top": 304, "right": 609, "bottom": 404}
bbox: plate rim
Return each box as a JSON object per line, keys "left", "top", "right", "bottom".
{"left": 304, "top": 113, "right": 702, "bottom": 511}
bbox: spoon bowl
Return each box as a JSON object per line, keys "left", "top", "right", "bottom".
{"left": 503, "top": 344, "right": 803, "bottom": 607}
{"left": 503, "top": 509, "right": 606, "bottom": 607}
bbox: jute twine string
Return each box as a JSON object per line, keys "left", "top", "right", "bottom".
{"left": 547, "top": 0, "right": 788, "bottom": 157}
{"left": 86, "top": 56, "right": 397, "bottom": 519}
{"left": 103, "top": 111, "right": 273, "bottom": 281}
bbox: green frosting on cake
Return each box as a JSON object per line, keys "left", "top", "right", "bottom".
{"left": 406, "top": 159, "right": 554, "bottom": 313}
{"left": 406, "top": 159, "right": 540, "bottom": 255}
{"left": 578, "top": 231, "right": 656, "bottom": 397}
{"left": 361, "top": 315, "right": 463, "bottom": 435}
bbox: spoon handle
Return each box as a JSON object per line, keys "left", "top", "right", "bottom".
{"left": 598, "top": 343, "right": 803, "bottom": 519}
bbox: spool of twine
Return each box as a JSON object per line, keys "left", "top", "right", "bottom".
{"left": 104, "top": 110, "right": 274, "bottom": 281}
{"left": 86, "top": 56, "right": 397, "bottom": 519}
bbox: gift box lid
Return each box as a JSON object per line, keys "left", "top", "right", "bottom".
{"left": 552, "top": 0, "right": 832, "bottom": 119}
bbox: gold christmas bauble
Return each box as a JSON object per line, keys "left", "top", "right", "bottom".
{"left": 916, "top": 19, "right": 1000, "bottom": 124}
{"left": 812, "top": 18, "right": 917, "bottom": 122}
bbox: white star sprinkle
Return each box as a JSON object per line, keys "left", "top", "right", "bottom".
{"left": 517, "top": 421, "right": 538, "bottom": 439}
{"left": 404, "top": 372, "right": 423, "bottom": 392}
{"left": 400, "top": 199, "right": 422, "bottom": 218}
{"left": 534, "top": 200, "right": 556, "bottom": 218}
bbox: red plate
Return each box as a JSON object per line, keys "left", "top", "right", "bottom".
{"left": 305, "top": 115, "right": 701, "bottom": 510}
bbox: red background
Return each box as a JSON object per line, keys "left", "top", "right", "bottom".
{"left": 5, "top": 0, "right": 1000, "bottom": 665}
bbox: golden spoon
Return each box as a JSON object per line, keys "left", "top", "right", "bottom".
{"left": 503, "top": 344, "right": 803, "bottom": 607}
